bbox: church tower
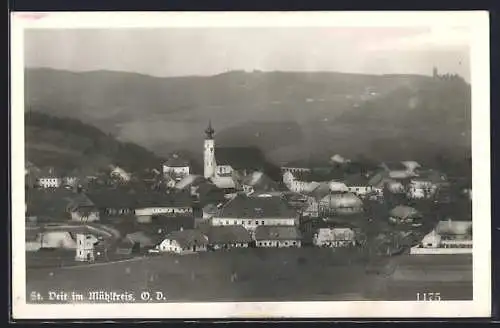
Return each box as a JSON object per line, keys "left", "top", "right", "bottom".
{"left": 204, "top": 120, "right": 216, "bottom": 179}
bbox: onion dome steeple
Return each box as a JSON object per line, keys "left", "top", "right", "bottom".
{"left": 205, "top": 120, "right": 215, "bottom": 139}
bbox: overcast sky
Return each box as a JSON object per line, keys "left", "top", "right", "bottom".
{"left": 24, "top": 27, "right": 470, "bottom": 80}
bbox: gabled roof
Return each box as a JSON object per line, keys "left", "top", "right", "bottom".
{"left": 25, "top": 188, "right": 76, "bottom": 219}
{"left": 215, "top": 147, "right": 266, "bottom": 170}
{"left": 207, "top": 226, "right": 252, "bottom": 244}
{"left": 86, "top": 187, "right": 192, "bottom": 209}
{"left": 342, "top": 174, "right": 371, "bottom": 186}
{"left": 164, "top": 229, "right": 208, "bottom": 249}
{"left": 413, "top": 169, "right": 447, "bottom": 184}
{"left": 164, "top": 153, "right": 190, "bottom": 167}
{"left": 216, "top": 194, "right": 298, "bottom": 219}
{"left": 390, "top": 205, "right": 421, "bottom": 220}
{"left": 254, "top": 226, "right": 302, "bottom": 241}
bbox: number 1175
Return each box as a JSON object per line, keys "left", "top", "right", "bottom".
{"left": 417, "top": 292, "right": 441, "bottom": 301}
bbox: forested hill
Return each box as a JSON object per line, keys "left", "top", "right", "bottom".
{"left": 25, "top": 111, "right": 164, "bottom": 173}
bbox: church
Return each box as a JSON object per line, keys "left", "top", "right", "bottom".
{"left": 203, "top": 121, "right": 267, "bottom": 189}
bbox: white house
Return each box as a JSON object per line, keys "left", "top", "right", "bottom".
{"left": 162, "top": 153, "right": 191, "bottom": 181}
{"left": 342, "top": 174, "right": 374, "bottom": 198}
{"left": 36, "top": 168, "right": 62, "bottom": 188}
{"left": 410, "top": 220, "right": 472, "bottom": 254}
{"left": 110, "top": 165, "right": 131, "bottom": 182}
{"left": 389, "top": 205, "right": 422, "bottom": 225}
{"left": 75, "top": 233, "right": 98, "bottom": 262}
{"left": 254, "top": 225, "right": 302, "bottom": 248}
{"left": 318, "top": 192, "right": 364, "bottom": 216}
{"left": 313, "top": 227, "right": 356, "bottom": 248}
{"left": 66, "top": 194, "right": 100, "bottom": 222}
{"left": 283, "top": 171, "right": 323, "bottom": 194}
{"left": 407, "top": 170, "right": 447, "bottom": 199}
{"left": 134, "top": 193, "right": 193, "bottom": 223}
{"left": 280, "top": 160, "right": 312, "bottom": 175}
{"left": 157, "top": 229, "right": 208, "bottom": 254}
{"left": 37, "top": 176, "right": 62, "bottom": 189}
{"left": 380, "top": 162, "right": 416, "bottom": 179}
{"left": 212, "top": 193, "right": 299, "bottom": 232}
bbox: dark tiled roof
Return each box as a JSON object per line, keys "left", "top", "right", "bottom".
{"left": 342, "top": 174, "right": 371, "bottom": 186}
{"left": 164, "top": 154, "right": 190, "bottom": 167}
{"left": 207, "top": 226, "right": 252, "bottom": 244}
{"left": 217, "top": 194, "right": 298, "bottom": 219}
{"left": 25, "top": 188, "right": 76, "bottom": 219}
{"left": 254, "top": 226, "right": 302, "bottom": 241}
{"left": 413, "top": 170, "right": 447, "bottom": 184}
{"left": 292, "top": 169, "right": 345, "bottom": 182}
{"left": 152, "top": 215, "right": 195, "bottom": 233}
{"left": 215, "top": 147, "right": 266, "bottom": 170}
{"left": 164, "top": 229, "right": 208, "bottom": 249}
{"left": 86, "top": 188, "right": 192, "bottom": 209}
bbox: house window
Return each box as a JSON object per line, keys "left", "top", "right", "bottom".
{"left": 261, "top": 221, "right": 265, "bottom": 225}
{"left": 248, "top": 220, "right": 251, "bottom": 224}
{"left": 292, "top": 241, "right": 297, "bottom": 245}
{"left": 255, "top": 221, "right": 259, "bottom": 225}
{"left": 285, "top": 242, "right": 289, "bottom": 246}
{"left": 234, "top": 220, "right": 237, "bottom": 225}
{"left": 225, "top": 220, "right": 229, "bottom": 225}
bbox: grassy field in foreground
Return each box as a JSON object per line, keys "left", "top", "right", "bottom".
{"left": 26, "top": 249, "right": 473, "bottom": 303}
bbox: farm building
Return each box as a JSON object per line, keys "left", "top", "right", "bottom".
{"left": 254, "top": 226, "right": 302, "bottom": 248}
{"left": 206, "top": 225, "right": 253, "bottom": 250}
{"left": 389, "top": 205, "right": 422, "bottom": 226}
{"left": 157, "top": 229, "right": 209, "bottom": 254}
{"left": 212, "top": 193, "right": 299, "bottom": 231}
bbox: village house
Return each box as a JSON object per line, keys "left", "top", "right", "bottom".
{"left": 162, "top": 153, "right": 191, "bottom": 181}
{"left": 211, "top": 193, "right": 299, "bottom": 232}
{"left": 380, "top": 162, "right": 416, "bottom": 179}
{"left": 342, "top": 174, "right": 374, "bottom": 198}
{"left": 157, "top": 229, "right": 209, "bottom": 254}
{"left": 389, "top": 205, "right": 422, "bottom": 226}
{"left": 86, "top": 188, "right": 135, "bottom": 218}
{"left": 66, "top": 194, "right": 100, "bottom": 222}
{"left": 26, "top": 188, "right": 77, "bottom": 221}
{"left": 280, "top": 160, "right": 312, "bottom": 175}
{"left": 206, "top": 225, "right": 253, "bottom": 250}
{"left": 410, "top": 219, "right": 472, "bottom": 254}
{"left": 254, "top": 225, "right": 302, "bottom": 248}
{"left": 407, "top": 169, "right": 447, "bottom": 199}
{"left": 313, "top": 226, "right": 357, "bottom": 248}
{"left": 109, "top": 165, "right": 132, "bottom": 182}
{"left": 133, "top": 191, "right": 193, "bottom": 223}
{"left": 36, "top": 168, "right": 62, "bottom": 188}
{"left": 241, "top": 171, "right": 280, "bottom": 195}
{"left": 151, "top": 214, "right": 196, "bottom": 234}
{"left": 318, "top": 192, "right": 364, "bottom": 216}
{"left": 368, "top": 171, "right": 404, "bottom": 194}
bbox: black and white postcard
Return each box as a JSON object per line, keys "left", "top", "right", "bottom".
{"left": 10, "top": 11, "right": 491, "bottom": 319}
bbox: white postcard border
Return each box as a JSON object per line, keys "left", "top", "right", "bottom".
{"left": 10, "top": 11, "right": 491, "bottom": 319}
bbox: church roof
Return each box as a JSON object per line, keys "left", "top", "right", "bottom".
{"left": 215, "top": 147, "right": 266, "bottom": 170}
